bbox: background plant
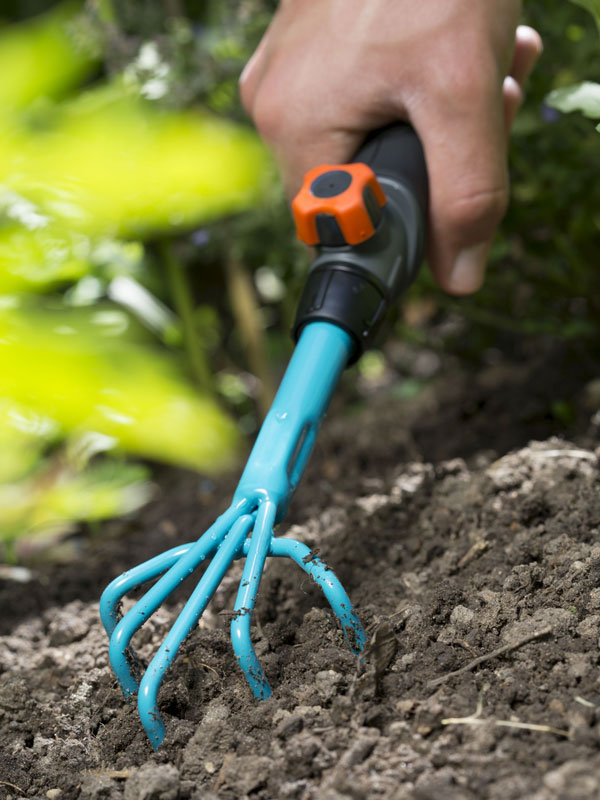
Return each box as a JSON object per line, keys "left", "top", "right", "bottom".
{"left": 0, "top": 1, "right": 271, "bottom": 556}
{"left": 1, "top": 0, "right": 599, "bottom": 558}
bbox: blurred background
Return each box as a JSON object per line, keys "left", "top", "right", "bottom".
{"left": 0, "top": 0, "right": 598, "bottom": 562}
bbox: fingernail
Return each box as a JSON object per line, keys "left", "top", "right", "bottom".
{"left": 503, "top": 75, "right": 522, "bottom": 99}
{"left": 447, "top": 242, "right": 490, "bottom": 294}
{"left": 517, "top": 25, "right": 544, "bottom": 55}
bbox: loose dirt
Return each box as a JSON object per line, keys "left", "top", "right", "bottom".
{"left": 2, "top": 337, "right": 600, "bottom": 800}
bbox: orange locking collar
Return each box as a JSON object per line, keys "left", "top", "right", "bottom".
{"left": 292, "top": 162, "right": 387, "bottom": 247}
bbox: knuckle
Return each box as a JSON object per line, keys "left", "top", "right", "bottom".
{"left": 431, "top": 43, "right": 501, "bottom": 109}
{"left": 249, "top": 88, "right": 286, "bottom": 142}
{"left": 447, "top": 186, "right": 508, "bottom": 238}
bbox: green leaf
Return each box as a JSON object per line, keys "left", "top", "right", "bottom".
{"left": 0, "top": 84, "right": 272, "bottom": 291}
{"left": 0, "top": 3, "right": 98, "bottom": 111}
{"left": 0, "top": 398, "right": 59, "bottom": 483}
{"left": 546, "top": 81, "right": 600, "bottom": 119}
{"left": 0, "top": 457, "right": 153, "bottom": 544}
{"left": 0, "top": 303, "right": 241, "bottom": 472}
{"left": 0, "top": 83, "right": 272, "bottom": 239}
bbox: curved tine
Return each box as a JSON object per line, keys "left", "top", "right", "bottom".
{"left": 268, "top": 537, "right": 366, "bottom": 655}
{"left": 100, "top": 544, "right": 193, "bottom": 637}
{"left": 231, "top": 500, "right": 278, "bottom": 700}
{"left": 109, "top": 503, "right": 244, "bottom": 699}
{"left": 139, "top": 513, "right": 255, "bottom": 750}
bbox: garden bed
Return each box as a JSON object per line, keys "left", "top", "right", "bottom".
{"left": 2, "top": 337, "right": 600, "bottom": 800}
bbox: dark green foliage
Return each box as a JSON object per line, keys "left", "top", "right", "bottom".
{"left": 439, "top": 2, "right": 600, "bottom": 354}
{"left": 85, "top": 0, "right": 274, "bottom": 116}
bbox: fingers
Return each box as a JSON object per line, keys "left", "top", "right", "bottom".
{"left": 426, "top": 26, "right": 543, "bottom": 295}
{"left": 414, "top": 48, "right": 509, "bottom": 295}
{"left": 510, "top": 25, "right": 543, "bottom": 86}
{"left": 503, "top": 76, "right": 524, "bottom": 138}
{"left": 240, "top": 6, "right": 543, "bottom": 299}
{"left": 504, "top": 26, "right": 543, "bottom": 134}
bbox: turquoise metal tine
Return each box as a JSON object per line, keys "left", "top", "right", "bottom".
{"left": 230, "top": 500, "right": 278, "bottom": 699}
{"left": 138, "top": 513, "right": 255, "bottom": 748}
{"left": 102, "top": 532, "right": 365, "bottom": 720}
{"left": 269, "top": 537, "right": 366, "bottom": 654}
{"left": 103, "top": 532, "right": 365, "bottom": 701}
{"left": 100, "top": 543, "right": 194, "bottom": 638}
{"left": 106, "top": 502, "right": 248, "bottom": 698}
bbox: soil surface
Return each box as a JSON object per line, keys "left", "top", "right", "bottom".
{"left": 2, "top": 336, "right": 600, "bottom": 800}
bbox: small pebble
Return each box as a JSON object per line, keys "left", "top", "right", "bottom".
{"left": 449, "top": 605, "right": 475, "bottom": 628}
{"left": 46, "top": 791, "right": 62, "bottom": 800}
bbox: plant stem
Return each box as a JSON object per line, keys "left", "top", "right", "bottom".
{"left": 225, "top": 252, "right": 275, "bottom": 420}
{"left": 162, "top": 241, "right": 214, "bottom": 393}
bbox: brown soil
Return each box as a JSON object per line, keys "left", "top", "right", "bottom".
{"left": 2, "top": 337, "right": 600, "bottom": 800}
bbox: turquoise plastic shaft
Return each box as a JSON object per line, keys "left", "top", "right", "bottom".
{"left": 233, "top": 321, "right": 354, "bottom": 518}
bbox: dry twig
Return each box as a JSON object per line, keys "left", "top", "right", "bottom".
{"left": 427, "top": 625, "right": 552, "bottom": 688}
{"left": 575, "top": 696, "right": 597, "bottom": 708}
{"left": 0, "top": 781, "right": 25, "bottom": 795}
{"left": 213, "top": 752, "right": 235, "bottom": 792}
{"left": 442, "top": 695, "right": 569, "bottom": 738}
{"left": 457, "top": 539, "right": 488, "bottom": 569}
{"left": 88, "top": 770, "right": 131, "bottom": 780}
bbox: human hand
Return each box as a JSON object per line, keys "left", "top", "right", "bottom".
{"left": 240, "top": 0, "right": 542, "bottom": 294}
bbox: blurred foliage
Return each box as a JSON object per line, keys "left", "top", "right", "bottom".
{"left": 2, "top": 0, "right": 600, "bottom": 555}
{"left": 0, "top": 2, "right": 97, "bottom": 109}
{"left": 0, "top": 1, "right": 271, "bottom": 553}
{"left": 547, "top": 1, "right": 600, "bottom": 127}
{"left": 0, "top": 82, "right": 269, "bottom": 291}
{"left": 1, "top": 298, "right": 239, "bottom": 468}
{"left": 570, "top": 0, "right": 600, "bottom": 33}
{"left": 548, "top": 81, "right": 600, "bottom": 120}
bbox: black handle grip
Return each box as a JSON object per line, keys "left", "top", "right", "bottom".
{"left": 355, "top": 123, "right": 428, "bottom": 231}
{"left": 293, "top": 123, "right": 429, "bottom": 362}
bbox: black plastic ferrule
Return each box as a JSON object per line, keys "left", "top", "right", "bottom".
{"left": 293, "top": 264, "right": 386, "bottom": 364}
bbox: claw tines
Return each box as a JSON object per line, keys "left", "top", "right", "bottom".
{"left": 100, "top": 505, "right": 365, "bottom": 750}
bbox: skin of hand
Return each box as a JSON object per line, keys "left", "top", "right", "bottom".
{"left": 240, "top": 0, "right": 543, "bottom": 295}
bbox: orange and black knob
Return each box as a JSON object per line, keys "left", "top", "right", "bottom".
{"left": 292, "top": 163, "right": 387, "bottom": 248}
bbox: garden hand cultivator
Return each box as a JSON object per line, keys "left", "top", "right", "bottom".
{"left": 101, "top": 124, "right": 428, "bottom": 749}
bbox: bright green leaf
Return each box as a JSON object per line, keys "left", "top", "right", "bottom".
{"left": 31, "top": 461, "right": 153, "bottom": 529}
{"left": 0, "top": 304, "right": 241, "bottom": 472}
{"left": 0, "top": 3, "right": 97, "bottom": 111}
{"left": 0, "top": 398, "right": 59, "bottom": 483}
{"left": 0, "top": 458, "right": 152, "bottom": 544}
{"left": 0, "top": 85, "right": 272, "bottom": 291}
{"left": 546, "top": 81, "right": 600, "bottom": 119}
{"left": 0, "top": 84, "right": 272, "bottom": 238}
